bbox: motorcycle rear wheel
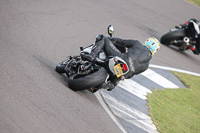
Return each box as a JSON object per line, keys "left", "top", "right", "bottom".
{"left": 160, "top": 29, "right": 186, "bottom": 45}
{"left": 68, "top": 67, "right": 107, "bottom": 91}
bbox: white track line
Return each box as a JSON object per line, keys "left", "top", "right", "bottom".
{"left": 95, "top": 91, "right": 127, "bottom": 133}
{"left": 118, "top": 79, "right": 152, "bottom": 100}
{"left": 149, "top": 64, "right": 200, "bottom": 77}
{"left": 95, "top": 64, "right": 200, "bottom": 133}
{"left": 183, "top": 0, "right": 200, "bottom": 9}
{"left": 102, "top": 92, "right": 158, "bottom": 133}
{"left": 141, "top": 69, "right": 179, "bottom": 88}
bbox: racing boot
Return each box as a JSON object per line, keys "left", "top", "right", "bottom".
{"left": 81, "top": 52, "right": 98, "bottom": 62}
{"left": 81, "top": 45, "right": 101, "bottom": 61}
{"left": 102, "top": 81, "right": 115, "bottom": 91}
{"left": 179, "top": 43, "right": 186, "bottom": 51}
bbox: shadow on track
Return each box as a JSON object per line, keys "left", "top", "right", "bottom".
{"left": 33, "top": 54, "right": 69, "bottom": 85}
{"left": 33, "top": 54, "right": 94, "bottom": 97}
{"left": 161, "top": 44, "right": 200, "bottom": 64}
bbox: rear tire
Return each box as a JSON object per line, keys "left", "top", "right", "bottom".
{"left": 68, "top": 67, "right": 107, "bottom": 91}
{"left": 160, "top": 29, "right": 186, "bottom": 45}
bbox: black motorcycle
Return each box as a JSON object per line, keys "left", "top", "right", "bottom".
{"left": 55, "top": 25, "right": 129, "bottom": 93}
{"left": 160, "top": 21, "right": 199, "bottom": 51}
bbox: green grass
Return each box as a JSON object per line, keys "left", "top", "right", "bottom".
{"left": 188, "top": 0, "right": 200, "bottom": 6}
{"left": 147, "top": 72, "right": 200, "bottom": 133}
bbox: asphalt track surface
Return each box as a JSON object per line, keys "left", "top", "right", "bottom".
{"left": 0, "top": 0, "right": 199, "bottom": 133}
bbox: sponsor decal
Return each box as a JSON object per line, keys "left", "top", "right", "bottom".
{"left": 129, "top": 57, "right": 135, "bottom": 72}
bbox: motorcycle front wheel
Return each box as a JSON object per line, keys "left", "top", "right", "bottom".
{"left": 68, "top": 67, "right": 108, "bottom": 91}
{"left": 55, "top": 59, "right": 68, "bottom": 74}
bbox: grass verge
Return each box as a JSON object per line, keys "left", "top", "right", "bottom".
{"left": 187, "top": 0, "right": 200, "bottom": 6}
{"left": 147, "top": 72, "right": 200, "bottom": 133}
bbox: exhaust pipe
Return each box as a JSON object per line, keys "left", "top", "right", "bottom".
{"left": 183, "top": 37, "right": 190, "bottom": 43}
{"left": 183, "top": 37, "right": 190, "bottom": 46}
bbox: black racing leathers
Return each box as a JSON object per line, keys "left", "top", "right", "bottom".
{"left": 93, "top": 35, "right": 152, "bottom": 82}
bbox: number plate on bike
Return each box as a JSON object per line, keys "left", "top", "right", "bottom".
{"left": 114, "top": 64, "right": 123, "bottom": 78}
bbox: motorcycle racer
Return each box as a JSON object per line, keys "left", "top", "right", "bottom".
{"left": 81, "top": 35, "right": 161, "bottom": 90}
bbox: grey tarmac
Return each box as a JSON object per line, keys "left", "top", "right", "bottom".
{"left": 0, "top": 0, "right": 199, "bottom": 133}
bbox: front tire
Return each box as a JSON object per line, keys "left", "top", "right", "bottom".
{"left": 68, "top": 67, "right": 107, "bottom": 91}
{"left": 160, "top": 29, "right": 186, "bottom": 45}
{"left": 55, "top": 60, "right": 68, "bottom": 74}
